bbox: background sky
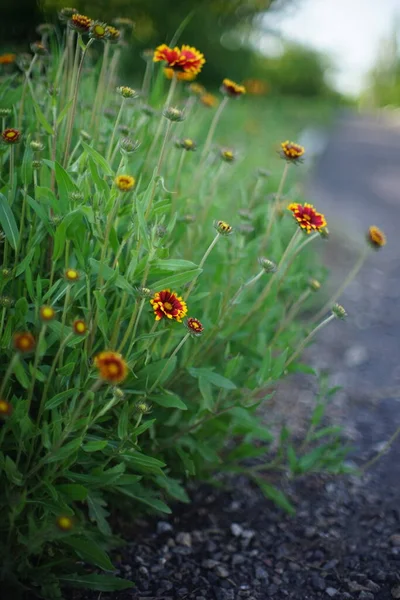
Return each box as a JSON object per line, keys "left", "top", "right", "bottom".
{"left": 262, "top": 0, "right": 400, "bottom": 96}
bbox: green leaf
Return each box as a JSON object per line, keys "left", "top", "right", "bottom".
{"left": 311, "top": 426, "right": 343, "bottom": 440}
{"left": 271, "top": 348, "right": 289, "bottom": 380}
{"left": 117, "top": 402, "right": 130, "bottom": 439}
{"left": 60, "top": 573, "right": 134, "bottom": 592}
{"left": 188, "top": 367, "right": 236, "bottom": 390}
{"left": 152, "top": 392, "right": 187, "bottom": 410}
{"left": 116, "top": 485, "right": 171, "bottom": 513}
{"left": 54, "top": 161, "right": 77, "bottom": 214}
{"left": 153, "top": 259, "right": 198, "bottom": 272}
{"left": 45, "top": 388, "right": 79, "bottom": 411}
{"left": 63, "top": 537, "right": 114, "bottom": 571}
{"left": 43, "top": 438, "right": 82, "bottom": 463}
{"left": 150, "top": 268, "right": 202, "bottom": 291}
{"left": 155, "top": 475, "right": 190, "bottom": 503}
{"left": 121, "top": 451, "right": 166, "bottom": 476}
{"left": 198, "top": 376, "right": 213, "bottom": 411}
{"left": 82, "top": 440, "right": 108, "bottom": 453}
{"left": 0, "top": 192, "right": 19, "bottom": 249}
{"left": 56, "top": 483, "right": 88, "bottom": 501}
{"left": 311, "top": 403, "right": 325, "bottom": 426}
{"left": 87, "top": 493, "right": 111, "bottom": 536}
{"left": 81, "top": 141, "right": 114, "bottom": 175}
{"left": 26, "top": 195, "right": 52, "bottom": 231}
{"left": 32, "top": 100, "right": 54, "bottom": 134}
{"left": 254, "top": 478, "right": 295, "bottom": 515}
{"left": 89, "top": 258, "right": 132, "bottom": 292}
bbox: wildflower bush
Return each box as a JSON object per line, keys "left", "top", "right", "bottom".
{"left": 0, "top": 11, "right": 387, "bottom": 599}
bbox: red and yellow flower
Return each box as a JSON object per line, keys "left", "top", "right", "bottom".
{"left": 221, "top": 78, "right": 246, "bottom": 98}
{"left": 115, "top": 174, "right": 135, "bottom": 191}
{"left": 153, "top": 44, "right": 205, "bottom": 76}
{"left": 367, "top": 226, "right": 386, "bottom": 250}
{"left": 280, "top": 140, "right": 305, "bottom": 163}
{"left": 186, "top": 317, "right": 204, "bottom": 336}
{"left": 0, "top": 399, "right": 13, "bottom": 418}
{"left": 94, "top": 351, "right": 128, "bottom": 383}
{"left": 40, "top": 305, "right": 56, "bottom": 322}
{"left": 164, "top": 67, "right": 196, "bottom": 81}
{"left": 189, "top": 82, "right": 206, "bottom": 96}
{"left": 200, "top": 93, "right": 219, "bottom": 108}
{"left": 0, "top": 53, "right": 16, "bottom": 65}
{"left": 13, "top": 332, "right": 36, "bottom": 353}
{"left": 2, "top": 128, "right": 21, "bottom": 144}
{"left": 150, "top": 289, "right": 188, "bottom": 322}
{"left": 69, "top": 13, "right": 93, "bottom": 33}
{"left": 65, "top": 268, "right": 79, "bottom": 282}
{"left": 287, "top": 202, "right": 327, "bottom": 234}
{"left": 73, "top": 319, "right": 87, "bottom": 335}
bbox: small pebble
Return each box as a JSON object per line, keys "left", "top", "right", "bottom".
{"left": 176, "top": 532, "right": 192, "bottom": 547}
{"left": 215, "top": 565, "right": 230, "bottom": 578}
{"left": 326, "top": 588, "right": 338, "bottom": 597}
{"left": 231, "top": 523, "right": 243, "bottom": 537}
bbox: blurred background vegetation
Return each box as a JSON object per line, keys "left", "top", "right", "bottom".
{"left": 0, "top": 0, "right": 346, "bottom": 102}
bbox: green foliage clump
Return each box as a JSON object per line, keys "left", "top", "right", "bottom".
{"left": 0, "top": 16, "right": 355, "bottom": 600}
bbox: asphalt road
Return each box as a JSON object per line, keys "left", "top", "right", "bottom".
{"left": 306, "top": 110, "right": 400, "bottom": 489}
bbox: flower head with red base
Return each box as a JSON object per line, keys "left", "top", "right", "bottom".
{"left": 2, "top": 128, "right": 21, "bottom": 144}
{"left": 150, "top": 289, "right": 188, "bottom": 322}
{"left": 280, "top": 140, "right": 305, "bottom": 163}
{"left": 367, "top": 226, "right": 386, "bottom": 250}
{"left": 94, "top": 351, "right": 127, "bottom": 384}
{"left": 186, "top": 317, "right": 204, "bottom": 336}
{"left": 287, "top": 202, "right": 327, "bottom": 234}
{"left": 221, "top": 79, "right": 246, "bottom": 98}
{"left": 154, "top": 44, "right": 205, "bottom": 76}
{"left": 0, "top": 399, "right": 13, "bottom": 418}
{"left": 13, "top": 332, "right": 35, "bottom": 353}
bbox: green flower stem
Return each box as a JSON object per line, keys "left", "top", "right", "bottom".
{"left": 8, "top": 145, "right": 15, "bottom": 205}
{"left": 14, "top": 186, "right": 28, "bottom": 267}
{"left": 274, "top": 232, "right": 320, "bottom": 295}
{"left": 261, "top": 161, "right": 289, "bottom": 252}
{"left": 144, "top": 75, "right": 178, "bottom": 171}
{"left": 0, "top": 353, "right": 20, "bottom": 399}
{"left": 199, "top": 95, "right": 229, "bottom": 164}
{"left": 26, "top": 325, "right": 47, "bottom": 414}
{"left": 67, "top": 138, "right": 81, "bottom": 168}
{"left": 38, "top": 332, "right": 74, "bottom": 426}
{"left": 18, "top": 54, "right": 38, "bottom": 129}
{"left": 361, "top": 425, "right": 400, "bottom": 472}
{"left": 173, "top": 149, "right": 187, "bottom": 204}
{"left": 97, "top": 192, "right": 123, "bottom": 288}
{"left": 183, "top": 232, "right": 220, "bottom": 301}
{"left": 106, "top": 97, "right": 125, "bottom": 163}
{"left": 27, "top": 379, "right": 103, "bottom": 481}
{"left": 229, "top": 269, "right": 265, "bottom": 307}
{"left": 126, "top": 298, "right": 147, "bottom": 356}
{"left": 110, "top": 291, "right": 129, "bottom": 349}
{"left": 248, "top": 177, "right": 263, "bottom": 210}
{"left": 141, "top": 57, "right": 153, "bottom": 102}
{"left": 229, "top": 228, "right": 302, "bottom": 335}
{"left": 103, "top": 46, "right": 122, "bottom": 112}
{"left": 148, "top": 332, "right": 190, "bottom": 395}
{"left": 285, "top": 313, "right": 335, "bottom": 370}
{"left": 311, "top": 248, "right": 369, "bottom": 324}
{"left": 91, "top": 41, "right": 110, "bottom": 133}
{"left": 118, "top": 296, "right": 146, "bottom": 355}
{"left": 63, "top": 37, "right": 94, "bottom": 168}
{"left": 269, "top": 289, "right": 311, "bottom": 347}
{"left": 144, "top": 119, "right": 173, "bottom": 220}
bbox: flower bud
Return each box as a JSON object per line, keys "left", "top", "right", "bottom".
{"left": 120, "top": 137, "right": 140, "bottom": 154}
{"left": 332, "top": 303, "right": 347, "bottom": 320}
{"left": 116, "top": 86, "right": 138, "bottom": 99}
{"left": 163, "top": 107, "right": 184, "bottom": 122}
{"left": 258, "top": 257, "right": 277, "bottom": 273}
